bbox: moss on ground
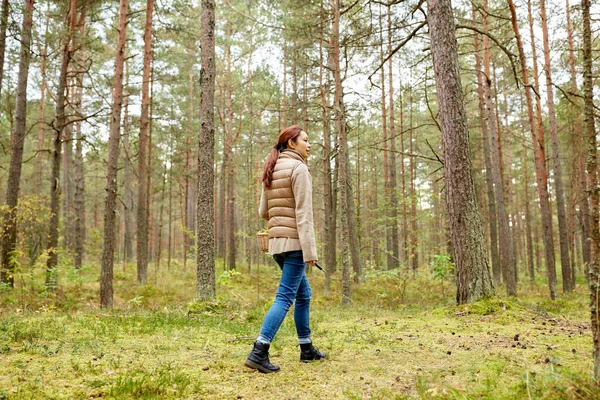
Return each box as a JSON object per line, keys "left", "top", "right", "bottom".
{"left": 0, "top": 261, "right": 597, "bottom": 399}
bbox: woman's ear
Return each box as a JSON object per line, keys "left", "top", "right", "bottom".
{"left": 287, "top": 138, "right": 296, "bottom": 149}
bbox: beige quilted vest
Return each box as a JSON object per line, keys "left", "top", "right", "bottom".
{"left": 266, "top": 151, "right": 305, "bottom": 238}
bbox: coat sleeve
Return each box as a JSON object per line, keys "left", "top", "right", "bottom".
{"left": 291, "top": 163, "right": 318, "bottom": 262}
{"left": 258, "top": 187, "right": 269, "bottom": 221}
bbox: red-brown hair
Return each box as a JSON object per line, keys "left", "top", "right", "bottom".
{"left": 261, "top": 125, "right": 304, "bottom": 187}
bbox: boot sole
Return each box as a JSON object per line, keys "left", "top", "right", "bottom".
{"left": 245, "top": 359, "right": 279, "bottom": 373}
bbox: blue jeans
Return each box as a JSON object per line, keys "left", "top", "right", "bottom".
{"left": 257, "top": 250, "right": 312, "bottom": 344}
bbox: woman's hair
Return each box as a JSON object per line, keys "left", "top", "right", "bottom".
{"left": 261, "top": 125, "right": 304, "bottom": 187}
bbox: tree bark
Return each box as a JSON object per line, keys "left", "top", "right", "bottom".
{"left": 36, "top": 7, "right": 50, "bottom": 193}
{"left": 122, "top": 55, "right": 134, "bottom": 263}
{"left": 509, "top": 0, "right": 557, "bottom": 299}
{"left": 472, "top": 3, "right": 500, "bottom": 285}
{"left": 330, "top": 0, "right": 351, "bottom": 304}
{"left": 0, "top": 0, "right": 35, "bottom": 287}
{"left": 482, "top": 0, "right": 516, "bottom": 295}
{"left": 197, "top": 0, "right": 216, "bottom": 300}
{"left": 73, "top": 7, "right": 88, "bottom": 269}
{"left": 320, "top": 2, "right": 336, "bottom": 293}
{"left": 0, "top": 0, "right": 9, "bottom": 96}
{"left": 566, "top": 0, "right": 586, "bottom": 284}
{"left": 136, "top": 0, "right": 154, "bottom": 285}
{"left": 46, "top": 0, "right": 78, "bottom": 289}
{"left": 539, "top": 0, "right": 571, "bottom": 292}
{"left": 379, "top": 9, "right": 392, "bottom": 271}
{"left": 582, "top": 0, "right": 600, "bottom": 381}
{"left": 427, "top": 0, "right": 494, "bottom": 304}
{"left": 100, "top": 0, "right": 128, "bottom": 308}
{"left": 520, "top": 97, "right": 535, "bottom": 286}
{"left": 387, "top": 5, "right": 400, "bottom": 271}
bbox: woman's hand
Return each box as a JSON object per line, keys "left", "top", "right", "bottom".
{"left": 306, "top": 260, "right": 317, "bottom": 266}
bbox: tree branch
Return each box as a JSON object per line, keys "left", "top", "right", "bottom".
{"left": 368, "top": 20, "right": 427, "bottom": 86}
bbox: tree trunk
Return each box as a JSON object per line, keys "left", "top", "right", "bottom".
{"left": 122, "top": 56, "right": 134, "bottom": 263}
{"left": 520, "top": 98, "right": 535, "bottom": 286}
{"left": 482, "top": 0, "right": 516, "bottom": 295}
{"left": 427, "top": 0, "right": 494, "bottom": 304}
{"left": 472, "top": 3, "right": 500, "bottom": 284}
{"left": 409, "top": 89, "right": 418, "bottom": 271}
{"left": 62, "top": 102, "right": 74, "bottom": 251}
{"left": 378, "top": 10, "right": 392, "bottom": 271}
{"left": 539, "top": 0, "right": 571, "bottom": 292}
{"left": 0, "top": 0, "right": 9, "bottom": 96}
{"left": 509, "top": 0, "right": 557, "bottom": 299}
{"left": 320, "top": 3, "right": 336, "bottom": 293}
{"left": 36, "top": 8, "right": 50, "bottom": 193}
{"left": 330, "top": 0, "right": 351, "bottom": 305}
{"left": 582, "top": 0, "right": 600, "bottom": 380}
{"left": 227, "top": 162, "right": 236, "bottom": 271}
{"left": 197, "top": 0, "right": 216, "bottom": 300}
{"left": 100, "top": 0, "right": 128, "bottom": 308}
{"left": 73, "top": 8, "right": 88, "bottom": 269}
{"left": 136, "top": 0, "right": 154, "bottom": 285}
{"left": 387, "top": 5, "right": 400, "bottom": 271}
{"left": 46, "top": 0, "right": 78, "bottom": 289}
{"left": 566, "top": 0, "right": 589, "bottom": 271}
{"left": 0, "top": 0, "right": 35, "bottom": 287}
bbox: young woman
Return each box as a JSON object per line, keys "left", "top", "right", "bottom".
{"left": 245, "top": 125, "right": 326, "bottom": 373}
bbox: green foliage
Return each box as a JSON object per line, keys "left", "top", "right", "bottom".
{"left": 432, "top": 254, "right": 455, "bottom": 281}
{"left": 432, "top": 254, "right": 455, "bottom": 298}
{"left": 217, "top": 268, "right": 241, "bottom": 286}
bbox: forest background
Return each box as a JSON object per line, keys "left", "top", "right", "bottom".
{"left": 0, "top": 0, "right": 600, "bottom": 398}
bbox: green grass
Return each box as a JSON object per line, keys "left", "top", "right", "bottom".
{"left": 0, "top": 260, "right": 597, "bottom": 399}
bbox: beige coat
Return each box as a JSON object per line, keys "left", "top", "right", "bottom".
{"left": 259, "top": 150, "right": 318, "bottom": 262}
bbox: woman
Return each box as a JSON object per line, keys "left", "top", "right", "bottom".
{"left": 245, "top": 125, "right": 326, "bottom": 373}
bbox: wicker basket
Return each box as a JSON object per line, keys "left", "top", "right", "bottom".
{"left": 256, "top": 230, "right": 269, "bottom": 253}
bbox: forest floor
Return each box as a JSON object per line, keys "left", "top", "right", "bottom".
{"left": 0, "top": 258, "right": 597, "bottom": 399}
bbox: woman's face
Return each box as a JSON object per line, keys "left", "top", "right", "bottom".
{"left": 288, "top": 131, "right": 311, "bottom": 160}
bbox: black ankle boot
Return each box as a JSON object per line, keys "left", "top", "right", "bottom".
{"left": 300, "top": 342, "right": 326, "bottom": 362}
{"left": 245, "top": 342, "right": 280, "bottom": 373}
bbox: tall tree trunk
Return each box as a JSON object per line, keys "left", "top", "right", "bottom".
{"left": 282, "top": 45, "right": 287, "bottom": 128}
{"left": 167, "top": 134, "right": 173, "bottom": 271}
{"left": 73, "top": 92, "right": 85, "bottom": 269}
{"left": 320, "top": 4, "right": 336, "bottom": 293}
{"left": 73, "top": 8, "right": 88, "bottom": 269}
{"left": 227, "top": 160, "right": 235, "bottom": 271}
{"left": 100, "top": 0, "right": 128, "bottom": 308}
{"left": 509, "top": 0, "right": 557, "bottom": 299}
{"left": 539, "top": 0, "right": 571, "bottom": 292}
{"left": 409, "top": 88, "right": 418, "bottom": 271}
{"left": 62, "top": 99, "right": 74, "bottom": 251}
{"left": 0, "top": 0, "right": 35, "bottom": 287}
{"left": 378, "top": 10, "right": 392, "bottom": 270}
{"left": 472, "top": 3, "right": 500, "bottom": 284}
{"left": 136, "top": 0, "right": 154, "bottom": 285}
{"left": 122, "top": 56, "right": 134, "bottom": 263}
{"left": 46, "top": 0, "right": 78, "bottom": 289}
{"left": 184, "top": 55, "right": 195, "bottom": 271}
{"left": 520, "top": 98, "right": 535, "bottom": 286}
{"left": 387, "top": 5, "right": 400, "bottom": 271}
{"left": 197, "top": 0, "right": 216, "bottom": 300}
{"left": 427, "top": 0, "right": 494, "bottom": 304}
{"left": 0, "top": 0, "right": 9, "bottom": 96}
{"left": 566, "top": 0, "right": 589, "bottom": 271}
{"left": 482, "top": 0, "right": 516, "bottom": 295}
{"left": 330, "top": 0, "right": 351, "bottom": 304}
{"left": 582, "top": 0, "right": 600, "bottom": 380}
{"left": 36, "top": 7, "right": 50, "bottom": 192}
{"left": 156, "top": 158, "right": 167, "bottom": 271}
